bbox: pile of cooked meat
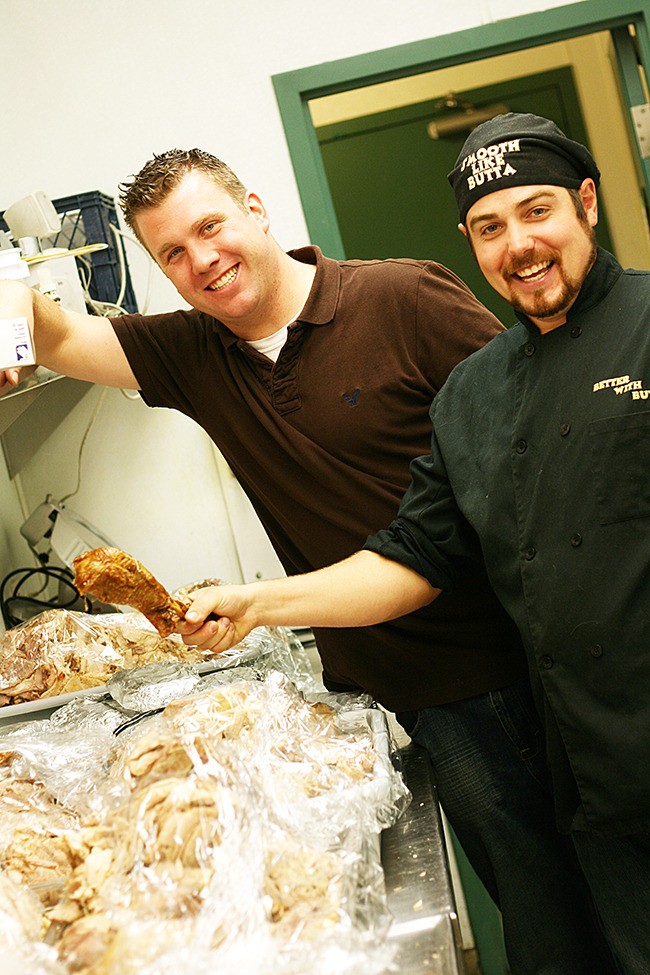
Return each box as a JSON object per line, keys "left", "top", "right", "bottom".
{"left": 0, "top": 674, "right": 403, "bottom": 975}
{"left": 0, "top": 609, "right": 213, "bottom": 708}
{"left": 0, "top": 546, "right": 229, "bottom": 708}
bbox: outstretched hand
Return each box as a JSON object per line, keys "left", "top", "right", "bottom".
{"left": 175, "top": 584, "right": 259, "bottom": 653}
{"left": 172, "top": 552, "right": 437, "bottom": 653}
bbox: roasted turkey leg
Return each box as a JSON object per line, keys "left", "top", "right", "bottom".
{"left": 73, "top": 547, "right": 189, "bottom": 637}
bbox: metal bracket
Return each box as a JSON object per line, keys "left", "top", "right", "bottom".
{"left": 631, "top": 104, "right": 650, "bottom": 159}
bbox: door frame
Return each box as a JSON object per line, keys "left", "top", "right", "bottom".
{"left": 272, "top": 0, "right": 650, "bottom": 259}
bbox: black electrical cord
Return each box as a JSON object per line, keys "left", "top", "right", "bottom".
{"left": 0, "top": 566, "right": 89, "bottom": 629}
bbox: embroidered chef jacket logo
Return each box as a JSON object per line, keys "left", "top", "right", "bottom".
{"left": 460, "top": 139, "right": 521, "bottom": 191}
{"left": 593, "top": 374, "right": 649, "bottom": 400}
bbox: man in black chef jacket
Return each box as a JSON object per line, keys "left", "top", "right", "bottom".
{"left": 178, "top": 114, "right": 650, "bottom": 975}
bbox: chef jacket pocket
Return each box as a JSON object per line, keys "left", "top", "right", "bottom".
{"left": 589, "top": 411, "right": 650, "bottom": 525}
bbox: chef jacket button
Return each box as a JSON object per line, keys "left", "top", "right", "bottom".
{"left": 570, "top": 326, "right": 582, "bottom": 338}
{"left": 540, "top": 654, "right": 554, "bottom": 669}
{"left": 590, "top": 644, "right": 603, "bottom": 658}
{"left": 560, "top": 423, "right": 571, "bottom": 437}
{"left": 523, "top": 342, "right": 536, "bottom": 357}
{"left": 570, "top": 533, "right": 583, "bottom": 547}
{"left": 524, "top": 546, "right": 537, "bottom": 561}
{"left": 516, "top": 439, "right": 528, "bottom": 454}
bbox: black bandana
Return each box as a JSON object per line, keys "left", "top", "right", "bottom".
{"left": 448, "top": 112, "right": 600, "bottom": 224}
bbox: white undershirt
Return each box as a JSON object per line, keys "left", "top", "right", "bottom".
{"left": 246, "top": 324, "right": 290, "bottom": 363}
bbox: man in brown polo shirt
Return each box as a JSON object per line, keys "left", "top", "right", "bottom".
{"left": 0, "top": 148, "right": 609, "bottom": 973}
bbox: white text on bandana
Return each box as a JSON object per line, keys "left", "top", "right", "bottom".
{"left": 461, "top": 139, "right": 521, "bottom": 191}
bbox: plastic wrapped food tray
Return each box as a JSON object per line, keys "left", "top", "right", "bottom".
{"left": 0, "top": 648, "right": 263, "bottom": 725}
{"left": 0, "top": 671, "right": 410, "bottom": 975}
{"left": 0, "top": 608, "right": 277, "bottom": 727}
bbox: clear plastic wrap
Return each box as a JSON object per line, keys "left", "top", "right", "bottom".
{"left": 0, "top": 609, "right": 200, "bottom": 707}
{"left": 0, "top": 661, "right": 410, "bottom": 974}
{"left": 255, "top": 625, "right": 324, "bottom": 694}
{"left": 0, "top": 871, "right": 66, "bottom": 975}
{"left": 0, "top": 608, "right": 278, "bottom": 713}
{"left": 0, "top": 707, "right": 121, "bottom": 819}
{"left": 105, "top": 661, "right": 203, "bottom": 713}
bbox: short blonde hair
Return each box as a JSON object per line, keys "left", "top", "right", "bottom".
{"left": 118, "top": 149, "right": 247, "bottom": 242}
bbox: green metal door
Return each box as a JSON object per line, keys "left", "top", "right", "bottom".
{"left": 317, "top": 66, "right": 614, "bottom": 325}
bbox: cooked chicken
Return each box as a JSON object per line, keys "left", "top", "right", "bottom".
{"left": 0, "top": 869, "right": 47, "bottom": 945}
{"left": 0, "top": 677, "right": 399, "bottom": 973}
{"left": 54, "top": 912, "right": 117, "bottom": 974}
{"left": 73, "top": 548, "right": 189, "bottom": 637}
{"left": 0, "top": 774, "right": 79, "bottom": 840}
{"left": 0, "top": 610, "right": 208, "bottom": 708}
{"left": 112, "top": 725, "right": 195, "bottom": 790}
{"left": 3, "top": 828, "right": 74, "bottom": 905}
{"left": 264, "top": 839, "right": 345, "bottom": 934}
{"left": 163, "top": 684, "right": 264, "bottom": 739}
{"left": 55, "top": 913, "right": 197, "bottom": 975}
{"left": 0, "top": 609, "right": 114, "bottom": 707}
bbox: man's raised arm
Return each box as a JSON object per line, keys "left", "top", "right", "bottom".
{"left": 0, "top": 280, "right": 139, "bottom": 393}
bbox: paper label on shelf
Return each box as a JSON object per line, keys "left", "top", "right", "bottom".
{"left": 0, "top": 316, "right": 35, "bottom": 370}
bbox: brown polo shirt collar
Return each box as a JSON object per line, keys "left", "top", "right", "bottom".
{"left": 287, "top": 245, "right": 340, "bottom": 326}
{"left": 215, "top": 245, "right": 339, "bottom": 352}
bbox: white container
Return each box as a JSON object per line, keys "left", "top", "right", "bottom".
{"left": 0, "top": 249, "right": 35, "bottom": 370}
{"left": 28, "top": 250, "right": 88, "bottom": 315}
{"left": 0, "top": 247, "right": 30, "bottom": 281}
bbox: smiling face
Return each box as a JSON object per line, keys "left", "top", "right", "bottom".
{"left": 134, "top": 169, "right": 284, "bottom": 337}
{"left": 463, "top": 179, "right": 598, "bottom": 332}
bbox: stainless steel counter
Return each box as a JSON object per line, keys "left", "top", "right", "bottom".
{"left": 382, "top": 743, "right": 465, "bottom": 974}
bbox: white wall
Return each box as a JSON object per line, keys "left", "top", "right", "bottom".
{"left": 2, "top": 0, "right": 584, "bottom": 291}
{"left": 11, "top": 386, "right": 245, "bottom": 586}
{"left": 0, "top": 0, "right": 588, "bottom": 611}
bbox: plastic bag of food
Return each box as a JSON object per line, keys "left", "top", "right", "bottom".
{"left": 0, "top": 610, "right": 197, "bottom": 706}
{"left": 0, "top": 705, "right": 122, "bottom": 818}
{"left": 0, "top": 871, "right": 65, "bottom": 975}
{"left": 0, "top": 608, "right": 279, "bottom": 709}
{"left": 0, "top": 669, "right": 407, "bottom": 975}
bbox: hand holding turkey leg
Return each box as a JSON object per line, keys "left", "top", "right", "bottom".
{"left": 177, "top": 550, "right": 439, "bottom": 652}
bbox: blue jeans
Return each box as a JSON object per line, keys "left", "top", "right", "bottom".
{"left": 571, "top": 831, "right": 650, "bottom": 975}
{"left": 397, "top": 680, "right": 616, "bottom": 975}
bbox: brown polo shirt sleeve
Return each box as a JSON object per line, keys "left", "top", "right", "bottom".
{"left": 413, "top": 261, "right": 505, "bottom": 391}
